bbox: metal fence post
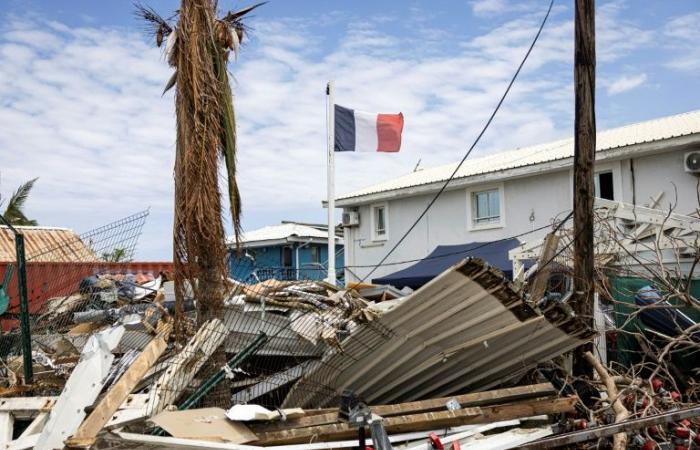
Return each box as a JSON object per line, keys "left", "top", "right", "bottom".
{"left": 0, "top": 214, "right": 33, "bottom": 384}
{"left": 15, "top": 233, "right": 33, "bottom": 384}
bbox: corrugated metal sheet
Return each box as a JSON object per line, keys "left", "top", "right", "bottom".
{"left": 338, "top": 109, "right": 700, "bottom": 202}
{"left": 283, "top": 258, "right": 593, "bottom": 408}
{"left": 0, "top": 226, "right": 98, "bottom": 262}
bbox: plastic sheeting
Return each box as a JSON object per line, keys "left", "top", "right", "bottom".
{"left": 372, "top": 238, "right": 520, "bottom": 289}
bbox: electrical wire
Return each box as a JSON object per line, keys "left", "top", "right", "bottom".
{"left": 359, "top": 0, "right": 556, "bottom": 283}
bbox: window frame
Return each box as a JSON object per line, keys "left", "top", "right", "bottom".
{"left": 282, "top": 246, "right": 293, "bottom": 267}
{"left": 370, "top": 202, "right": 389, "bottom": 241}
{"left": 594, "top": 170, "right": 615, "bottom": 201}
{"left": 309, "top": 245, "right": 320, "bottom": 264}
{"left": 466, "top": 183, "right": 506, "bottom": 231}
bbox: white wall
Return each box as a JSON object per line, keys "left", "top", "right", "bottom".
{"left": 343, "top": 145, "right": 700, "bottom": 283}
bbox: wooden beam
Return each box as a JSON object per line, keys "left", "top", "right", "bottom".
{"left": 253, "top": 383, "right": 556, "bottom": 433}
{"left": 529, "top": 233, "right": 560, "bottom": 302}
{"left": 65, "top": 328, "right": 170, "bottom": 448}
{"left": 255, "top": 396, "right": 577, "bottom": 445}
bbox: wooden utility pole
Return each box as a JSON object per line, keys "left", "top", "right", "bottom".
{"left": 573, "top": 0, "right": 596, "bottom": 376}
{"left": 573, "top": 0, "right": 596, "bottom": 319}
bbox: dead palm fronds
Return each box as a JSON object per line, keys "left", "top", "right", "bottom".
{"left": 0, "top": 176, "right": 39, "bottom": 226}
{"left": 137, "top": 0, "right": 263, "bottom": 330}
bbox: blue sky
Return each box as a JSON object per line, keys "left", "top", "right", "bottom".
{"left": 1, "top": 0, "right": 699, "bottom": 260}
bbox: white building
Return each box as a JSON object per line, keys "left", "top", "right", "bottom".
{"left": 335, "top": 109, "right": 700, "bottom": 284}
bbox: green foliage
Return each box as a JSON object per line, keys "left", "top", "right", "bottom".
{"left": 0, "top": 177, "right": 39, "bottom": 226}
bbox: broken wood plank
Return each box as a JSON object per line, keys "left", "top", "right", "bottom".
{"left": 104, "top": 431, "right": 264, "bottom": 449}
{"left": 253, "top": 383, "right": 556, "bottom": 433}
{"left": 529, "top": 233, "right": 560, "bottom": 302}
{"left": 255, "top": 396, "right": 577, "bottom": 445}
{"left": 0, "top": 397, "right": 55, "bottom": 419}
{"left": 150, "top": 318, "right": 228, "bottom": 414}
{"left": 65, "top": 328, "right": 170, "bottom": 448}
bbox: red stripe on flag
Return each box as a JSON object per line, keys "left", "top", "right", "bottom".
{"left": 376, "top": 113, "right": 404, "bottom": 152}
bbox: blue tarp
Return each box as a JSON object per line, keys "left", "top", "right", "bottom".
{"left": 372, "top": 238, "right": 520, "bottom": 290}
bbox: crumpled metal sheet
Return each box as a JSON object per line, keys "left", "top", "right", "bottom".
{"left": 35, "top": 325, "right": 125, "bottom": 450}
{"left": 283, "top": 258, "right": 593, "bottom": 408}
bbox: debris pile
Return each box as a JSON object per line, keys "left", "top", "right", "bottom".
{"left": 1, "top": 251, "right": 699, "bottom": 449}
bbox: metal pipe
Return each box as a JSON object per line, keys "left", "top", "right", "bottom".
{"left": 15, "top": 233, "right": 33, "bottom": 384}
{"left": 522, "top": 404, "right": 700, "bottom": 449}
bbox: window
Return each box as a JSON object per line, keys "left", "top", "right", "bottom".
{"left": 595, "top": 171, "right": 614, "bottom": 200}
{"left": 371, "top": 203, "right": 388, "bottom": 241}
{"left": 310, "top": 246, "right": 320, "bottom": 264}
{"left": 472, "top": 188, "right": 500, "bottom": 226}
{"left": 282, "top": 246, "right": 293, "bottom": 267}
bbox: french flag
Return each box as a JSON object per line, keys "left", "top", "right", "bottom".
{"left": 334, "top": 105, "right": 404, "bottom": 153}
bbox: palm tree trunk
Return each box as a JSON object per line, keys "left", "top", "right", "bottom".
{"left": 173, "top": 0, "right": 230, "bottom": 408}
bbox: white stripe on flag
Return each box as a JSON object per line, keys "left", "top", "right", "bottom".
{"left": 354, "top": 110, "right": 378, "bottom": 152}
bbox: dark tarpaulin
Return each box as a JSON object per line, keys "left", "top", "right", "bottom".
{"left": 635, "top": 286, "right": 700, "bottom": 342}
{"left": 372, "top": 238, "right": 520, "bottom": 290}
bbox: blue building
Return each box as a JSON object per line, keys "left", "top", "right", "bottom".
{"left": 227, "top": 221, "right": 344, "bottom": 284}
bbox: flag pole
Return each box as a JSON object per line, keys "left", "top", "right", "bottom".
{"left": 326, "top": 80, "right": 336, "bottom": 285}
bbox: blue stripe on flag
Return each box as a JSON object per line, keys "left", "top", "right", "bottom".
{"left": 334, "top": 104, "right": 355, "bottom": 152}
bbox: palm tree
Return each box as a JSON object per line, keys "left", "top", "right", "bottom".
{"left": 137, "top": 0, "right": 261, "bottom": 323}
{"left": 0, "top": 177, "right": 39, "bottom": 226}
{"left": 137, "top": 0, "right": 263, "bottom": 407}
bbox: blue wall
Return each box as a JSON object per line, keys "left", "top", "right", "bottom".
{"left": 229, "top": 242, "right": 345, "bottom": 285}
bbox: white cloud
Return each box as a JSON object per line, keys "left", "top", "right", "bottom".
{"left": 663, "top": 11, "right": 700, "bottom": 72}
{"left": 469, "top": 0, "right": 536, "bottom": 17}
{"left": 596, "top": 0, "right": 654, "bottom": 62}
{"left": 0, "top": 2, "right": 661, "bottom": 258}
{"left": 606, "top": 73, "right": 647, "bottom": 95}
{"left": 470, "top": 0, "right": 509, "bottom": 16}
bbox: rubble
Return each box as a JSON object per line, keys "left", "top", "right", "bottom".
{"left": 1, "top": 250, "right": 699, "bottom": 449}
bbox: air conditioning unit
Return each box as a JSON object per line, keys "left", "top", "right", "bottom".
{"left": 684, "top": 151, "right": 700, "bottom": 173}
{"left": 342, "top": 211, "right": 360, "bottom": 227}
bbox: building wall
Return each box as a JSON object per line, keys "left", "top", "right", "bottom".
{"left": 343, "top": 145, "right": 700, "bottom": 283}
{"left": 229, "top": 243, "right": 345, "bottom": 282}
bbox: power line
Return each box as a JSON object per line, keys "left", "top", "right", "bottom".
{"left": 358, "top": 0, "right": 556, "bottom": 283}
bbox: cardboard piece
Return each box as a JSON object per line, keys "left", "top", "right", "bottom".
{"left": 150, "top": 407, "right": 258, "bottom": 444}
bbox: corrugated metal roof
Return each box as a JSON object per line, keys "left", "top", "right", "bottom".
{"left": 338, "top": 109, "right": 700, "bottom": 202}
{"left": 0, "top": 226, "right": 98, "bottom": 262}
{"left": 230, "top": 223, "right": 342, "bottom": 245}
{"left": 283, "top": 258, "right": 593, "bottom": 407}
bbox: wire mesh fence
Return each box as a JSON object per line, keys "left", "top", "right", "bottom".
{"left": 0, "top": 218, "right": 393, "bottom": 418}
{"left": 0, "top": 210, "right": 167, "bottom": 388}
{"left": 142, "top": 255, "right": 393, "bottom": 417}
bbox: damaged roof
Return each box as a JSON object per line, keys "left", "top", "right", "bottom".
{"left": 336, "top": 109, "right": 700, "bottom": 205}
{"left": 228, "top": 222, "right": 343, "bottom": 248}
{"left": 0, "top": 225, "right": 98, "bottom": 262}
